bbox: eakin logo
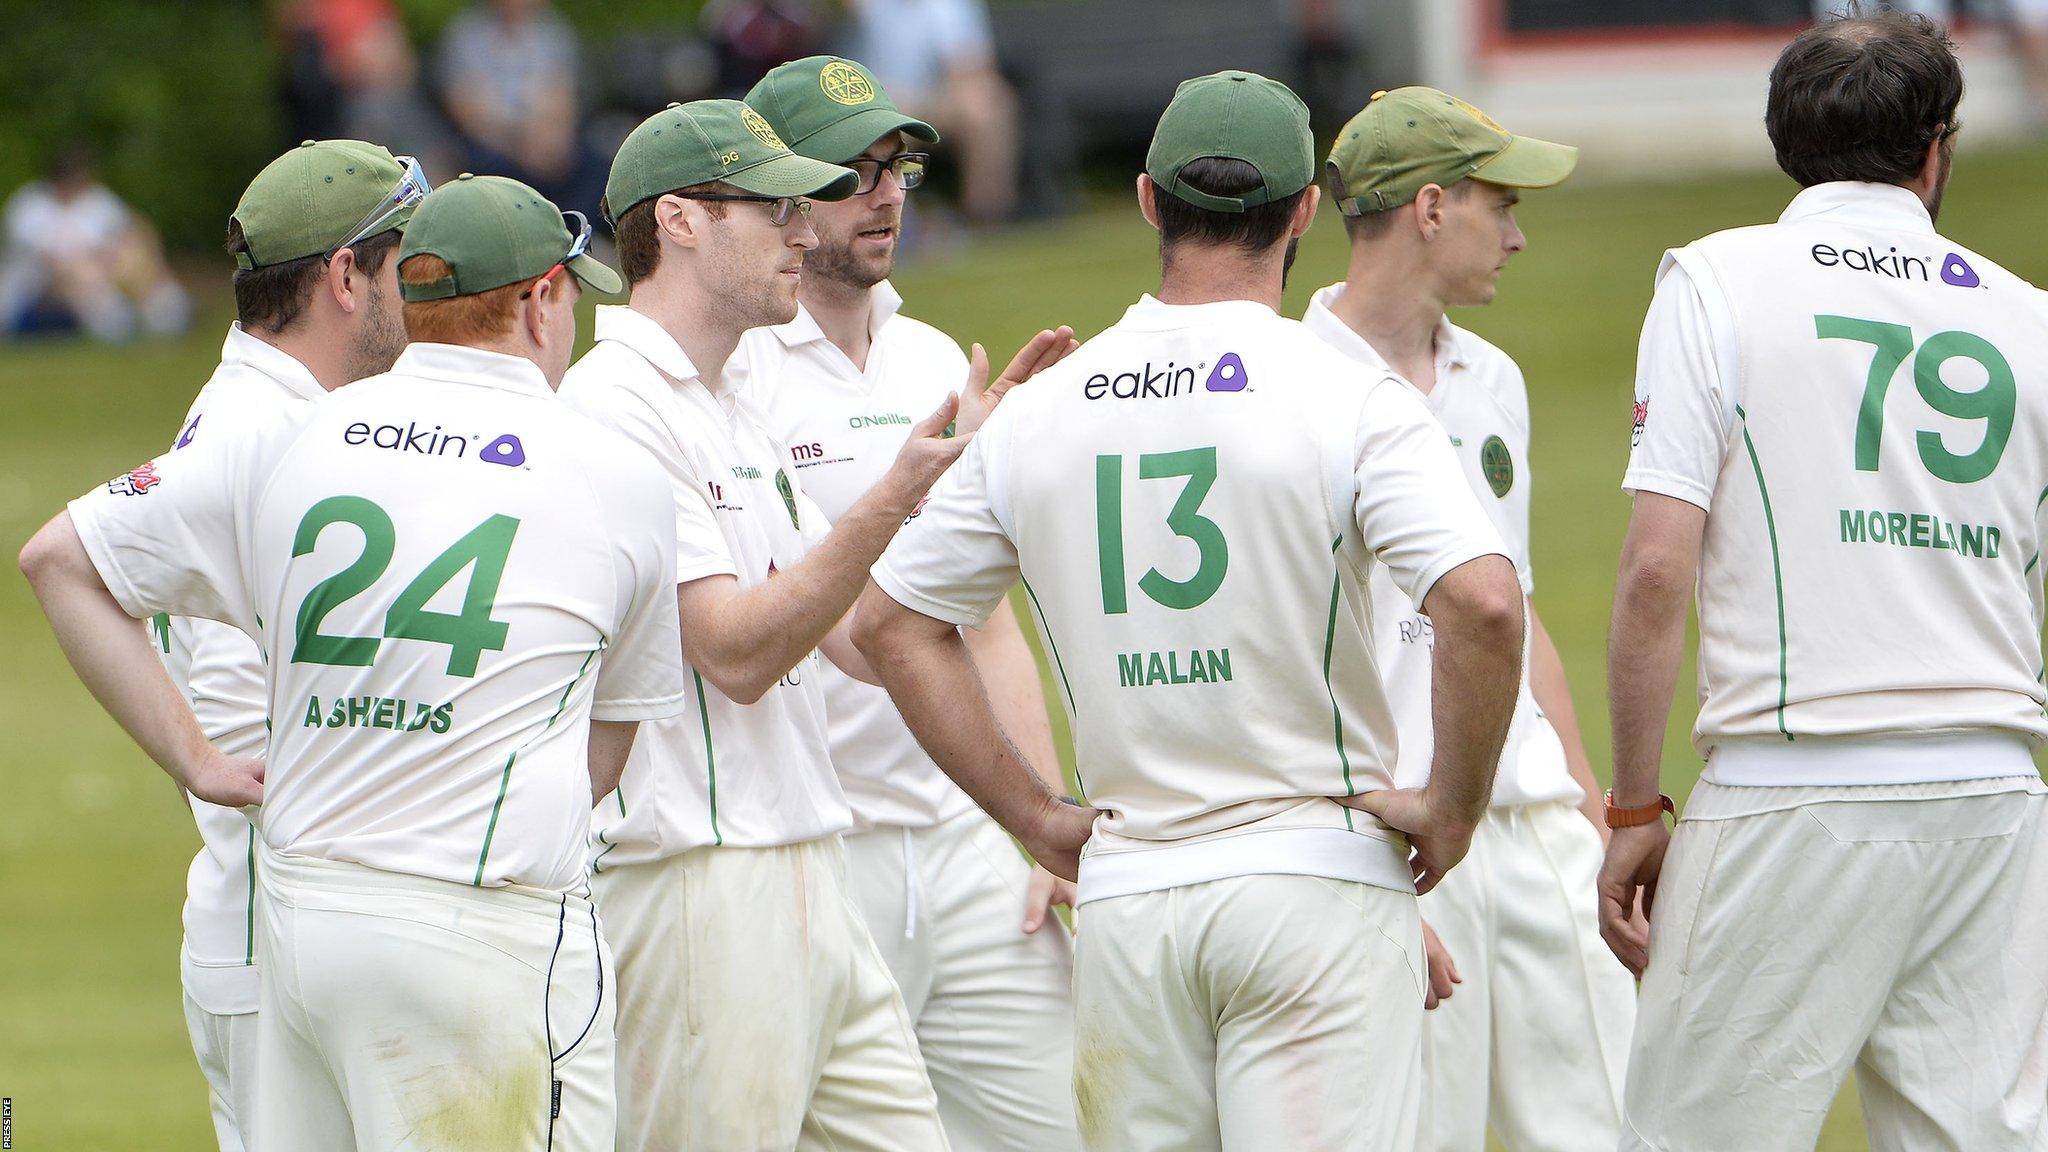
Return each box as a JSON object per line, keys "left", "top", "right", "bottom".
{"left": 1084, "top": 352, "right": 1250, "bottom": 400}
{"left": 1810, "top": 243, "right": 1982, "bottom": 287}
{"left": 343, "top": 421, "right": 528, "bottom": 467}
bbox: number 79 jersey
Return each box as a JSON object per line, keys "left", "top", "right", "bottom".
{"left": 1626, "top": 182, "right": 2048, "bottom": 760}
{"left": 70, "top": 343, "right": 688, "bottom": 892}
{"left": 873, "top": 296, "right": 1508, "bottom": 854}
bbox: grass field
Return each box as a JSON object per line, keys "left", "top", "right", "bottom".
{"left": 7, "top": 147, "right": 2048, "bottom": 1150}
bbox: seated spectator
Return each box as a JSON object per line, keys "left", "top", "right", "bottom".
{"left": 0, "top": 148, "right": 191, "bottom": 342}
{"left": 840, "top": 0, "right": 1020, "bottom": 224}
{"left": 437, "top": 0, "right": 606, "bottom": 219}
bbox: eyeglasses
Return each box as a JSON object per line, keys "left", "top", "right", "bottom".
{"left": 844, "top": 152, "right": 929, "bottom": 195}
{"left": 520, "top": 210, "right": 593, "bottom": 300}
{"left": 324, "top": 155, "right": 431, "bottom": 261}
{"left": 675, "top": 193, "right": 812, "bottom": 227}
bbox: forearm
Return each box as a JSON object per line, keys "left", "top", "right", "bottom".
{"left": 854, "top": 583, "right": 1062, "bottom": 837}
{"left": 1606, "top": 499, "right": 1704, "bottom": 805}
{"left": 691, "top": 471, "right": 925, "bottom": 696}
{"left": 586, "top": 720, "right": 639, "bottom": 806}
{"left": 21, "top": 516, "right": 212, "bottom": 787}
{"left": 964, "top": 597, "right": 1065, "bottom": 793}
{"left": 1528, "top": 602, "right": 1605, "bottom": 831}
{"left": 1421, "top": 555, "right": 1525, "bottom": 823}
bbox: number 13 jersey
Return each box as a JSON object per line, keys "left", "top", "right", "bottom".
{"left": 1626, "top": 181, "right": 2048, "bottom": 772}
{"left": 70, "top": 342, "right": 688, "bottom": 892}
{"left": 873, "top": 296, "right": 1508, "bottom": 903}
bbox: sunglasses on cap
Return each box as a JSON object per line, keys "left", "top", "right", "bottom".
{"left": 324, "top": 155, "right": 431, "bottom": 261}
{"left": 521, "top": 210, "right": 593, "bottom": 300}
{"left": 844, "top": 152, "right": 929, "bottom": 195}
{"left": 676, "top": 192, "right": 813, "bottom": 227}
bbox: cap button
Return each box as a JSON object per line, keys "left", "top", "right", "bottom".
{"left": 299, "top": 139, "right": 317, "bottom": 147}
{"left": 457, "top": 172, "right": 475, "bottom": 181}
{"left": 667, "top": 102, "right": 683, "bottom": 109}
{"left": 1371, "top": 90, "right": 1387, "bottom": 101}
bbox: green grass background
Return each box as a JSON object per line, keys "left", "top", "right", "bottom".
{"left": 7, "top": 149, "right": 2048, "bottom": 1149}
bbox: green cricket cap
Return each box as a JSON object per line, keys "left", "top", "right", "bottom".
{"left": 1145, "top": 70, "right": 1315, "bottom": 213}
{"left": 602, "top": 99, "right": 860, "bottom": 227}
{"left": 1327, "top": 87, "right": 1578, "bottom": 216}
{"left": 232, "top": 139, "right": 414, "bottom": 269}
{"left": 397, "top": 174, "right": 621, "bottom": 302}
{"left": 745, "top": 56, "right": 939, "bottom": 163}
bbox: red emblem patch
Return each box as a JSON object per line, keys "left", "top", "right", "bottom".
{"left": 106, "top": 462, "right": 162, "bottom": 496}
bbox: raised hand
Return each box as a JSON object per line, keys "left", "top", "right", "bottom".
{"left": 955, "top": 326, "right": 1079, "bottom": 438}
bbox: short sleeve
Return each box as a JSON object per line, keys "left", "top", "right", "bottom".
{"left": 66, "top": 404, "right": 281, "bottom": 634}
{"left": 1621, "top": 256, "right": 1736, "bottom": 510}
{"left": 871, "top": 407, "right": 1019, "bottom": 627}
{"left": 590, "top": 447, "right": 688, "bottom": 721}
{"left": 563, "top": 385, "right": 738, "bottom": 584}
{"left": 1352, "top": 381, "right": 1512, "bottom": 607}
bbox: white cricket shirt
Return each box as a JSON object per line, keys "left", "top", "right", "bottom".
{"left": 873, "top": 295, "right": 1511, "bottom": 904}
{"left": 562, "top": 305, "right": 854, "bottom": 866}
{"left": 1303, "top": 285, "right": 1579, "bottom": 808}
{"left": 72, "top": 342, "right": 688, "bottom": 892}
{"left": 153, "top": 324, "right": 311, "bottom": 1014}
{"left": 731, "top": 282, "right": 980, "bottom": 830}
{"left": 1625, "top": 181, "right": 2048, "bottom": 785}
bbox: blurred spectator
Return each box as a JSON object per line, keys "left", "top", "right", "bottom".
{"left": 841, "top": 0, "right": 1020, "bottom": 223}
{"left": 703, "top": 0, "right": 834, "bottom": 95}
{"left": 284, "top": 0, "right": 460, "bottom": 175}
{"left": 0, "top": 148, "right": 191, "bottom": 342}
{"left": 437, "top": 0, "right": 607, "bottom": 220}
{"left": 1813, "top": 1, "right": 2048, "bottom": 131}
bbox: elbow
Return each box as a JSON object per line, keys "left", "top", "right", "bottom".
{"left": 712, "top": 664, "right": 773, "bottom": 707}
{"left": 1618, "top": 553, "right": 1691, "bottom": 607}
{"left": 850, "top": 584, "right": 900, "bottom": 668}
{"left": 1469, "top": 581, "right": 1526, "bottom": 651}
{"left": 19, "top": 517, "right": 71, "bottom": 593}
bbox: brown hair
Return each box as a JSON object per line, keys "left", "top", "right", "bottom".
{"left": 1766, "top": 9, "right": 1962, "bottom": 187}
{"left": 1153, "top": 158, "right": 1307, "bottom": 257}
{"left": 608, "top": 183, "right": 729, "bottom": 286}
{"left": 1337, "top": 179, "right": 1474, "bottom": 244}
{"left": 225, "top": 222, "right": 399, "bottom": 334}
{"left": 397, "top": 254, "right": 526, "bottom": 345}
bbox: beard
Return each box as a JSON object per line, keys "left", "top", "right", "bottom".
{"left": 805, "top": 212, "right": 899, "bottom": 293}
{"left": 1926, "top": 139, "right": 1954, "bottom": 224}
{"left": 345, "top": 277, "right": 408, "bottom": 382}
{"left": 1281, "top": 237, "right": 1299, "bottom": 288}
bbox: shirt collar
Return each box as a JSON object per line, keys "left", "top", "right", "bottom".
{"left": 594, "top": 304, "right": 703, "bottom": 384}
{"left": 1779, "top": 181, "right": 1936, "bottom": 235}
{"left": 1116, "top": 293, "right": 1278, "bottom": 332}
{"left": 768, "top": 279, "right": 908, "bottom": 349}
{"left": 390, "top": 342, "right": 553, "bottom": 397}
{"left": 220, "top": 322, "right": 327, "bottom": 402}
{"left": 1302, "top": 282, "right": 1469, "bottom": 380}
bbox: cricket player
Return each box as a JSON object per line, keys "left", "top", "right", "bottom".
{"left": 21, "top": 173, "right": 685, "bottom": 1152}
{"left": 141, "top": 138, "right": 422, "bottom": 1152}
{"left": 853, "top": 70, "right": 1528, "bottom": 1152}
{"left": 1602, "top": 13, "right": 2048, "bottom": 1151}
{"left": 1304, "top": 89, "right": 1635, "bottom": 1151}
{"left": 735, "top": 56, "right": 1082, "bottom": 1152}
{"left": 559, "top": 99, "right": 1072, "bottom": 1152}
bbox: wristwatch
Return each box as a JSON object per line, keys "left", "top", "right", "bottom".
{"left": 1604, "top": 791, "right": 1676, "bottom": 829}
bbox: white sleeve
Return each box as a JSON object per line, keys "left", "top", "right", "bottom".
{"left": 66, "top": 405, "right": 277, "bottom": 634}
{"left": 564, "top": 387, "right": 738, "bottom": 584}
{"left": 591, "top": 446, "right": 689, "bottom": 721}
{"left": 1352, "top": 380, "right": 1512, "bottom": 607}
{"left": 871, "top": 408, "right": 1019, "bottom": 628}
{"left": 1621, "top": 256, "right": 1736, "bottom": 510}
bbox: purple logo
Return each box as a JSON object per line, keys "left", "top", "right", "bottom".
{"left": 175, "top": 414, "right": 202, "bottom": 449}
{"left": 1205, "top": 352, "right": 1247, "bottom": 392}
{"left": 480, "top": 434, "right": 526, "bottom": 467}
{"left": 1940, "top": 253, "right": 1980, "bottom": 288}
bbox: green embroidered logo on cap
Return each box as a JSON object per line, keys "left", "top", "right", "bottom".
{"left": 776, "top": 469, "right": 800, "bottom": 529}
{"left": 1481, "top": 435, "right": 1514, "bottom": 498}
{"left": 741, "top": 106, "right": 786, "bottom": 149}
{"left": 820, "top": 62, "right": 876, "bottom": 106}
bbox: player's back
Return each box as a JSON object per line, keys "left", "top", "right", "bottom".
{"left": 249, "top": 345, "right": 679, "bottom": 891}
{"left": 985, "top": 298, "right": 1456, "bottom": 849}
{"left": 1670, "top": 183, "right": 2048, "bottom": 753}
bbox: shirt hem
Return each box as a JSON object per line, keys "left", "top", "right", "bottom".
{"left": 1620, "top": 469, "right": 1714, "bottom": 510}
{"left": 590, "top": 690, "right": 690, "bottom": 722}
{"left": 871, "top": 561, "right": 987, "bottom": 628}
{"left": 1702, "top": 733, "right": 2039, "bottom": 787}
{"left": 1076, "top": 827, "right": 1415, "bottom": 905}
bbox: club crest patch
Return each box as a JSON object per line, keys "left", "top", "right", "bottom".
{"left": 741, "top": 106, "right": 786, "bottom": 150}
{"left": 776, "top": 468, "right": 800, "bottom": 529}
{"left": 107, "top": 461, "right": 162, "bottom": 496}
{"left": 1480, "top": 435, "right": 1514, "bottom": 498}
{"left": 820, "top": 62, "right": 876, "bottom": 106}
